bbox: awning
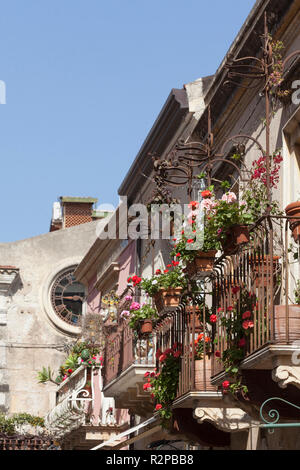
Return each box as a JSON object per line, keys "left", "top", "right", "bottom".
{"left": 90, "top": 416, "right": 158, "bottom": 450}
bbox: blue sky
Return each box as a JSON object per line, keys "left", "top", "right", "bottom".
{"left": 0, "top": 0, "right": 255, "bottom": 242}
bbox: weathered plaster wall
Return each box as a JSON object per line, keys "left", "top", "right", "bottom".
{"left": 0, "top": 220, "right": 101, "bottom": 417}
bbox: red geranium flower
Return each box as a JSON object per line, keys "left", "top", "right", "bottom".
{"left": 232, "top": 286, "right": 240, "bottom": 295}
{"left": 201, "top": 190, "right": 212, "bottom": 199}
{"left": 155, "top": 404, "right": 163, "bottom": 411}
{"left": 155, "top": 269, "right": 161, "bottom": 275}
{"left": 222, "top": 380, "right": 230, "bottom": 390}
{"left": 242, "top": 311, "right": 251, "bottom": 319}
{"left": 215, "top": 351, "right": 221, "bottom": 358}
{"left": 238, "top": 338, "right": 246, "bottom": 348}
{"left": 164, "top": 269, "right": 169, "bottom": 274}
{"left": 176, "top": 253, "right": 181, "bottom": 257}
{"left": 210, "top": 314, "right": 217, "bottom": 323}
{"left": 68, "top": 369, "right": 73, "bottom": 374}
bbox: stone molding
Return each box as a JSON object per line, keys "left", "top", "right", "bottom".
{"left": 193, "top": 407, "right": 256, "bottom": 432}
{"left": 272, "top": 365, "right": 300, "bottom": 390}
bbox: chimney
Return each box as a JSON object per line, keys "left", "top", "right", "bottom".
{"left": 60, "top": 197, "right": 98, "bottom": 228}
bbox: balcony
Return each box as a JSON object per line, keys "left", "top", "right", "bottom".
{"left": 103, "top": 318, "right": 155, "bottom": 416}
{"left": 45, "top": 365, "right": 128, "bottom": 450}
{"left": 209, "top": 216, "right": 300, "bottom": 419}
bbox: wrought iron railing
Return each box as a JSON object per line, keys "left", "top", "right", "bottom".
{"left": 155, "top": 302, "right": 217, "bottom": 399}
{"left": 103, "top": 320, "right": 155, "bottom": 387}
{"left": 154, "top": 215, "right": 300, "bottom": 398}
{"left": 212, "top": 215, "right": 300, "bottom": 374}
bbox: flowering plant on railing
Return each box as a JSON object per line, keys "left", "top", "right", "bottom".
{"left": 140, "top": 264, "right": 188, "bottom": 297}
{"left": 143, "top": 343, "right": 182, "bottom": 428}
{"left": 194, "top": 333, "right": 212, "bottom": 359}
{"left": 214, "top": 286, "right": 259, "bottom": 396}
{"left": 125, "top": 299, "right": 158, "bottom": 331}
{"left": 243, "top": 151, "right": 283, "bottom": 221}
{"left": 202, "top": 189, "right": 253, "bottom": 242}
{"left": 37, "top": 341, "right": 103, "bottom": 385}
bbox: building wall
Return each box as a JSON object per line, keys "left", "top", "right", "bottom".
{"left": 0, "top": 220, "right": 101, "bottom": 417}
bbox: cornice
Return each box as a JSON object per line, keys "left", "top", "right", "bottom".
{"left": 117, "top": 88, "right": 190, "bottom": 199}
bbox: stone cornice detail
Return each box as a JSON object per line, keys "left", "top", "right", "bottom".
{"left": 272, "top": 365, "right": 300, "bottom": 390}
{"left": 193, "top": 407, "right": 256, "bottom": 432}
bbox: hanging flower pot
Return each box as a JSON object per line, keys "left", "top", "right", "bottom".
{"left": 140, "top": 319, "right": 153, "bottom": 334}
{"left": 285, "top": 201, "right": 300, "bottom": 243}
{"left": 221, "top": 225, "right": 250, "bottom": 255}
{"left": 154, "top": 287, "right": 183, "bottom": 313}
{"left": 186, "top": 250, "right": 217, "bottom": 276}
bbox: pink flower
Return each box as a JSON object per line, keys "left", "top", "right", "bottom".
{"left": 143, "top": 383, "right": 151, "bottom": 391}
{"left": 144, "top": 372, "right": 150, "bottom": 378}
{"left": 121, "top": 310, "right": 130, "bottom": 318}
{"left": 200, "top": 198, "right": 215, "bottom": 211}
{"left": 125, "top": 295, "right": 133, "bottom": 301}
{"left": 217, "top": 307, "right": 223, "bottom": 313}
{"left": 242, "top": 320, "right": 254, "bottom": 330}
{"left": 130, "top": 302, "right": 140, "bottom": 311}
{"left": 159, "top": 354, "right": 167, "bottom": 363}
{"left": 221, "top": 192, "right": 237, "bottom": 203}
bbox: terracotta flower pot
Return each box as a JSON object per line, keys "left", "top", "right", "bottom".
{"left": 194, "top": 356, "right": 216, "bottom": 391}
{"left": 154, "top": 287, "right": 183, "bottom": 313}
{"left": 250, "top": 255, "right": 280, "bottom": 287}
{"left": 221, "top": 225, "right": 250, "bottom": 255}
{"left": 140, "top": 319, "right": 153, "bottom": 334}
{"left": 285, "top": 201, "right": 300, "bottom": 243}
{"left": 186, "top": 250, "right": 217, "bottom": 277}
{"left": 274, "top": 305, "right": 300, "bottom": 342}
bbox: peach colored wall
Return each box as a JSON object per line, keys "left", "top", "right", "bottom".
{"left": 87, "top": 274, "right": 102, "bottom": 314}
{"left": 117, "top": 241, "right": 136, "bottom": 296}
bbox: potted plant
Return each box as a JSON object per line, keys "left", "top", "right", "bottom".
{"left": 127, "top": 300, "right": 158, "bottom": 334}
{"left": 285, "top": 200, "right": 300, "bottom": 243}
{"left": 171, "top": 196, "right": 220, "bottom": 276}
{"left": 198, "top": 188, "right": 253, "bottom": 255}
{"left": 141, "top": 264, "right": 188, "bottom": 312}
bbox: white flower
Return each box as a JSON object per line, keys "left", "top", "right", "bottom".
{"left": 152, "top": 280, "right": 158, "bottom": 285}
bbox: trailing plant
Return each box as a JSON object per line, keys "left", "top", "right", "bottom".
{"left": 143, "top": 343, "right": 182, "bottom": 428}
{"left": 214, "top": 286, "right": 259, "bottom": 396}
